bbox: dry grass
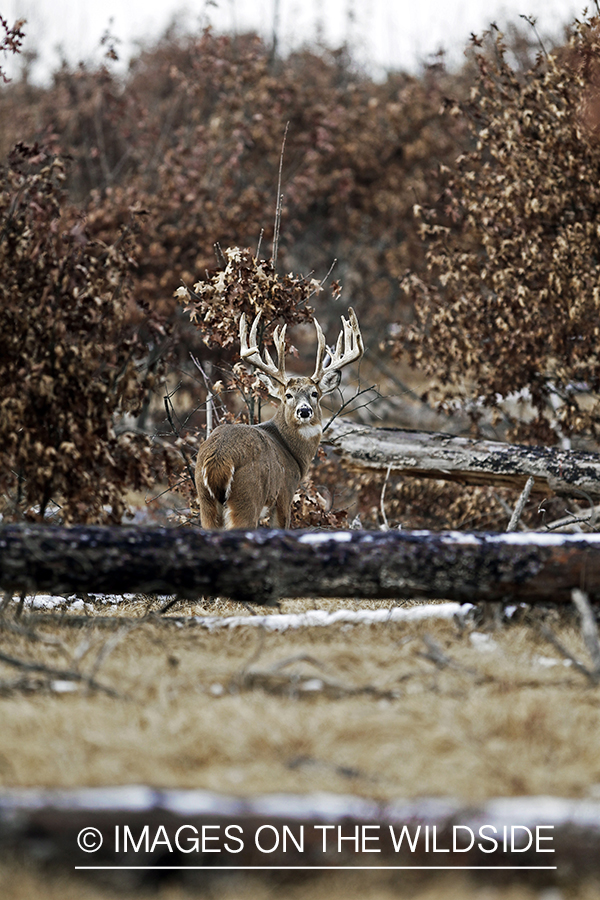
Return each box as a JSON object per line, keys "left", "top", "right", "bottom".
{"left": 0, "top": 597, "right": 599, "bottom": 802}
{"left": 2, "top": 596, "right": 600, "bottom": 897}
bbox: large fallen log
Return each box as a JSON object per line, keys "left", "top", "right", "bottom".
{"left": 325, "top": 419, "right": 600, "bottom": 498}
{"left": 1, "top": 524, "right": 600, "bottom": 605}
{"left": 1, "top": 786, "right": 597, "bottom": 881}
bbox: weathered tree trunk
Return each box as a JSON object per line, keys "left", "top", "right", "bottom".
{"left": 325, "top": 419, "right": 600, "bottom": 498}
{"left": 1, "top": 786, "right": 598, "bottom": 879}
{"left": 1, "top": 524, "right": 600, "bottom": 605}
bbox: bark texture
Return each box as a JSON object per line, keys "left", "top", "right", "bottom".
{"left": 1, "top": 524, "right": 600, "bottom": 605}
{"left": 0, "top": 787, "right": 597, "bottom": 880}
{"left": 325, "top": 419, "right": 600, "bottom": 498}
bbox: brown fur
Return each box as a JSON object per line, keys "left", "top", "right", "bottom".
{"left": 196, "top": 310, "right": 363, "bottom": 529}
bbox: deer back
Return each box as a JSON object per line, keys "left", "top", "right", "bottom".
{"left": 195, "top": 396, "right": 319, "bottom": 529}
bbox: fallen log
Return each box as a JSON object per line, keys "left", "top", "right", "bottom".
{"left": 1, "top": 786, "right": 597, "bottom": 881}
{"left": 325, "top": 419, "right": 600, "bottom": 499}
{"left": 1, "top": 524, "right": 600, "bottom": 605}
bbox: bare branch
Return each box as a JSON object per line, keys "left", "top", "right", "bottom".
{"left": 379, "top": 463, "right": 393, "bottom": 531}
{"left": 0, "top": 650, "right": 121, "bottom": 697}
{"left": 506, "top": 476, "right": 534, "bottom": 532}
{"left": 272, "top": 121, "right": 289, "bottom": 267}
{"left": 572, "top": 589, "right": 600, "bottom": 678}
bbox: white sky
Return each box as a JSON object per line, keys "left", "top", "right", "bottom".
{"left": 1, "top": 0, "right": 591, "bottom": 82}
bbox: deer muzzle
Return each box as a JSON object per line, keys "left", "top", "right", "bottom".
{"left": 295, "top": 404, "right": 314, "bottom": 421}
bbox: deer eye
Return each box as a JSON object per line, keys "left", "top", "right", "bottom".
{"left": 285, "top": 392, "right": 293, "bottom": 400}
{"left": 311, "top": 391, "right": 318, "bottom": 398}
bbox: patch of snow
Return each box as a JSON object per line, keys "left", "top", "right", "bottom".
{"left": 299, "top": 678, "right": 324, "bottom": 691}
{"left": 297, "top": 532, "right": 353, "bottom": 544}
{"left": 535, "top": 656, "right": 572, "bottom": 668}
{"left": 192, "top": 602, "right": 473, "bottom": 633}
{"left": 469, "top": 632, "right": 498, "bottom": 652}
{"left": 29, "top": 595, "right": 67, "bottom": 610}
{"left": 487, "top": 532, "right": 600, "bottom": 547}
{"left": 50, "top": 680, "right": 79, "bottom": 693}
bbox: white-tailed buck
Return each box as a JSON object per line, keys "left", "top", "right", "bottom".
{"left": 196, "top": 308, "right": 363, "bottom": 529}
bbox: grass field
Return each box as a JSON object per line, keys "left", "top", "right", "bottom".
{"left": 1, "top": 595, "right": 600, "bottom": 897}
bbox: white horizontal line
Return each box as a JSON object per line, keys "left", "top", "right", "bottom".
{"left": 75, "top": 865, "right": 558, "bottom": 871}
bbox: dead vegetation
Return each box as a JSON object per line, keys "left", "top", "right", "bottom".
{"left": 1, "top": 596, "right": 600, "bottom": 802}
{"left": 2, "top": 595, "right": 600, "bottom": 896}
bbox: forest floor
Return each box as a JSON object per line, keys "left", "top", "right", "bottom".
{"left": 1, "top": 594, "right": 600, "bottom": 898}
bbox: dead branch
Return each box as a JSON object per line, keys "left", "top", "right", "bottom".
{"left": 5, "top": 524, "right": 600, "bottom": 604}
{"left": 571, "top": 588, "right": 600, "bottom": 678}
{"left": 419, "top": 634, "right": 479, "bottom": 678}
{"left": 538, "top": 623, "right": 597, "bottom": 684}
{"left": 326, "top": 418, "right": 600, "bottom": 500}
{"left": 0, "top": 649, "right": 122, "bottom": 697}
{"left": 506, "top": 476, "right": 535, "bottom": 532}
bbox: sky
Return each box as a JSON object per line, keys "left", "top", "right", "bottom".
{"left": 1, "top": 0, "right": 591, "bottom": 82}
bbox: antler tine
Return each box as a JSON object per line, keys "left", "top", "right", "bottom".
{"left": 311, "top": 317, "right": 327, "bottom": 382}
{"left": 312, "top": 307, "right": 364, "bottom": 382}
{"left": 239, "top": 311, "right": 287, "bottom": 386}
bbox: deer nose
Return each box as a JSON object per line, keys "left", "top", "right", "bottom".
{"left": 297, "top": 405, "right": 313, "bottom": 419}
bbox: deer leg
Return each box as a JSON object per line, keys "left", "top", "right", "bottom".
{"left": 222, "top": 477, "right": 262, "bottom": 529}
{"left": 270, "top": 495, "right": 291, "bottom": 529}
{"left": 197, "top": 491, "right": 222, "bottom": 529}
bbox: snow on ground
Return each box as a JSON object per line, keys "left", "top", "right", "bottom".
{"left": 190, "top": 602, "right": 473, "bottom": 632}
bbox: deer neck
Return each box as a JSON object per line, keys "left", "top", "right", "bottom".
{"left": 259, "top": 412, "right": 321, "bottom": 478}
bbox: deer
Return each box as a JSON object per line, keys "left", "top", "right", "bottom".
{"left": 195, "top": 308, "right": 364, "bottom": 529}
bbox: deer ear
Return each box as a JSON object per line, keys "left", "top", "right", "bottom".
{"left": 318, "top": 369, "right": 341, "bottom": 395}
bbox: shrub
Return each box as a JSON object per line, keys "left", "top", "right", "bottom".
{"left": 399, "top": 15, "right": 600, "bottom": 442}
{"left": 0, "top": 143, "right": 159, "bottom": 522}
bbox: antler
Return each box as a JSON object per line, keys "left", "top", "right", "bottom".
{"left": 312, "top": 307, "right": 364, "bottom": 383}
{"left": 240, "top": 311, "right": 288, "bottom": 386}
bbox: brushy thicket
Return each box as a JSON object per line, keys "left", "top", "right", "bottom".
{"left": 3, "top": 13, "right": 600, "bottom": 524}
{"left": 400, "top": 16, "right": 600, "bottom": 443}
{"left": 0, "top": 28, "right": 462, "bottom": 334}
{"left": 0, "top": 143, "right": 163, "bottom": 522}
{"left": 0, "top": 24, "right": 465, "bottom": 523}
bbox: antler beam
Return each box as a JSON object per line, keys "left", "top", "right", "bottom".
{"left": 312, "top": 307, "right": 364, "bottom": 383}
{"left": 239, "top": 312, "right": 287, "bottom": 386}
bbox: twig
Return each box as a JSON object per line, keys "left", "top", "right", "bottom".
{"left": 493, "top": 492, "right": 528, "bottom": 530}
{"left": 14, "top": 590, "right": 26, "bottom": 619}
{"left": 571, "top": 589, "right": 600, "bottom": 678}
{"left": 86, "top": 624, "right": 137, "bottom": 686}
{"left": 256, "top": 227, "right": 264, "bottom": 259}
{"left": 519, "top": 14, "right": 548, "bottom": 60}
{"left": 305, "top": 259, "right": 337, "bottom": 302}
{"left": 190, "top": 354, "right": 224, "bottom": 431}
{"left": 158, "top": 595, "right": 183, "bottom": 615}
{"left": 269, "top": 653, "right": 328, "bottom": 674}
{"left": 163, "top": 389, "right": 196, "bottom": 489}
{"left": 543, "top": 501, "right": 599, "bottom": 533}
{"left": 506, "top": 476, "right": 534, "bottom": 532}
{"left": 214, "top": 242, "right": 226, "bottom": 268}
{"left": 230, "top": 627, "right": 267, "bottom": 689}
{"left": 0, "top": 650, "right": 121, "bottom": 697}
{"left": 323, "top": 384, "right": 381, "bottom": 431}
{"left": 538, "top": 624, "right": 596, "bottom": 684}
{"left": 379, "top": 464, "right": 393, "bottom": 531}
{"left": 419, "top": 634, "right": 479, "bottom": 677}
{"left": 272, "top": 121, "right": 289, "bottom": 267}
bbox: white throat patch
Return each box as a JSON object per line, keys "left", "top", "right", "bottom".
{"left": 297, "top": 422, "right": 322, "bottom": 440}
